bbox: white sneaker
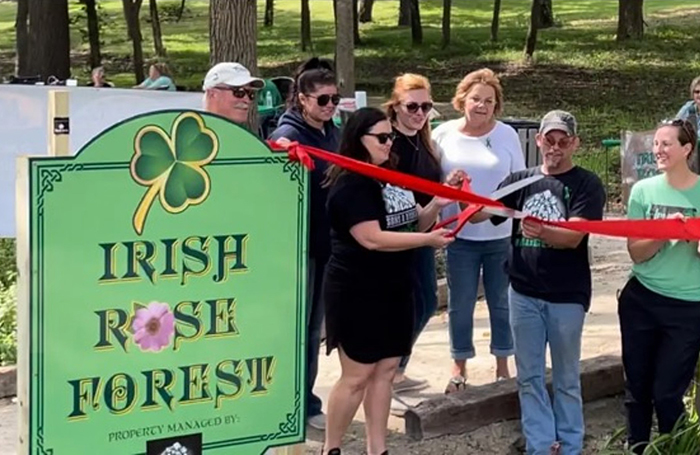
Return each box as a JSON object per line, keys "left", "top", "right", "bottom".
{"left": 390, "top": 398, "right": 408, "bottom": 417}
{"left": 307, "top": 413, "right": 326, "bottom": 430}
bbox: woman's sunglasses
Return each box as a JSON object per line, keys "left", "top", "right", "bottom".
{"left": 365, "top": 132, "right": 395, "bottom": 145}
{"left": 661, "top": 118, "right": 695, "bottom": 142}
{"left": 403, "top": 102, "right": 434, "bottom": 114}
{"left": 306, "top": 93, "right": 341, "bottom": 107}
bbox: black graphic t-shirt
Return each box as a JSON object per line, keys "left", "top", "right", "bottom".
{"left": 326, "top": 172, "right": 419, "bottom": 282}
{"left": 492, "top": 166, "right": 606, "bottom": 309}
{"left": 393, "top": 129, "right": 442, "bottom": 208}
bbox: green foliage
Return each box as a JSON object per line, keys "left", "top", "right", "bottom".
{"left": 0, "top": 272, "right": 17, "bottom": 366}
{"left": 0, "top": 239, "right": 16, "bottom": 288}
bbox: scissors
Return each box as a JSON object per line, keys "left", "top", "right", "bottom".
{"left": 433, "top": 174, "right": 544, "bottom": 236}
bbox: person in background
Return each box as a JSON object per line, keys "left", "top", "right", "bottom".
{"left": 202, "top": 62, "right": 265, "bottom": 126}
{"left": 676, "top": 76, "right": 700, "bottom": 133}
{"left": 268, "top": 57, "right": 341, "bottom": 431}
{"left": 87, "top": 66, "right": 114, "bottom": 88}
{"left": 619, "top": 118, "right": 700, "bottom": 454}
{"left": 321, "top": 107, "right": 458, "bottom": 455}
{"left": 433, "top": 68, "right": 524, "bottom": 393}
{"left": 382, "top": 73, "right": 441, "bottom": 397}
{"left": 134, "top": 63, "right": 176, "bottom": 91}
{"left": 469, "top": 109, "right": 606, "bottom": 455}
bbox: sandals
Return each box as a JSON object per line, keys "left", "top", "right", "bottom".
{"left": 444, "top": 375, "right": 467, "bottom": 394}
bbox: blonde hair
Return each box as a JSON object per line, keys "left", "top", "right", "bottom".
{"left": 151, "top": 62, "right": 171, "bottom": 77}
{"left": 452, "top": 68, "right": 504, "bottom": 116}
{"left": 383, "top": 73, "right": 438, "bottom": 161}
{"left": 690, "top": 75, "right": 700, "bottom": 98}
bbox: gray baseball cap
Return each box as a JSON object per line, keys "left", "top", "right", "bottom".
{"left": 539, "top": 110, "right": 577, "bottom": 136}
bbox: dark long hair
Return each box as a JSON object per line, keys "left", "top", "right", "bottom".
{"left": 289, "top": 57, "right": 336, "bottom": 112}
{"left": 323, "top": 107, "right": 395, "bottom": 187}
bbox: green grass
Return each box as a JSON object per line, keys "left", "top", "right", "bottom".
{"left": 1, "top": 0, "right": 699, "bottom": 203}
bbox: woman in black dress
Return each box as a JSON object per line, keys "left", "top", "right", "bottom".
{"left": 321, "top": 107, "right": 459, "bottom": 455}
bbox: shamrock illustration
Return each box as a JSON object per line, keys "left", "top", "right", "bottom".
{"left": 130, "top": 112, "right": 219, "bottom": 235}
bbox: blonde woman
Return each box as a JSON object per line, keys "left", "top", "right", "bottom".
{"left": 382, "top": 74, "right": 441, "bottom": 395}
{"left": 432, "top": 68, "right": 525, "bottom": 392}
{"left": 134, "top": 63, "right": 176, "bottom": 91}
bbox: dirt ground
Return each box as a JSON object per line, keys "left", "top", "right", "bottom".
{"left": 0, "top": 229, "right": 631, "bottom": 455}
{"left": 304, "top": 230, "right": 631, "bottom": 454}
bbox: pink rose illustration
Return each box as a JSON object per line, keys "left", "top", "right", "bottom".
{"left": 131, "top": 301, "right": 175, "bottom": 352}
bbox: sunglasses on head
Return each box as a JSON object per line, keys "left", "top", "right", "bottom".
{"left": 544, "top": 134, "right": 575, "bottom": 149}
{"left": 403, "top": 102, "right": 434, "bottom": 114}
{"left": 365, "top": 132, "right": 395, "bottom": 145}
{"left": 306, "top": 93, "right": 341, "bottom": 107}
{"left": 661, "top": 118, "right": 695, "bottom": 141}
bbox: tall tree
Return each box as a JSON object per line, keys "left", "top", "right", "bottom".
{"left": 122, "top": 0, "right": 145, "bottom": 83}
{"left": 80, "top": 0, "right": 101, "bottom": 68}
{"left": 441, "top": 0, "right": 451, "bottom": 48}
{"left": 353, "top": 0, "right": 361, "bottom": 45}
{"left": 210, "top": 0, "right": 259, "bottom": 129}
{"left": 264, "top": 0, "right": 274, "bottom": 27}
{"left": 359, "top": 0, "right": 375, "bottom": 23}
{"left": 301, "top": 0, "right": 311, "bottom": 50}
{"left": 175, "top": 0, "right": 186, "bottom": 21}
{"left": 15, "top": 0, "right": 29, "bottom": 75}
{"left": 491, "top": 0, "right": 502, "bottom": 41}
{"left": 409, "top": 0, "right": 422, "bottom": 46}
{"left": 149, "top": 0, "right": 166, "bottom": 57}
{"left": 335, "top": 0, "right": 355, "bottom": 96}
{"left": 398, "top": 0, "right": 410, "bottom": 26}
{"left": 524, "top": 0, "right": 542, "bottom": 58}
{"left": 617, "top": 0, "right": 644, "bottom": 41}
{"left": 27, "top": 0, "right": 71, "bottom": 80}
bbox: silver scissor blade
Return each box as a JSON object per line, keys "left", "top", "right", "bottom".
{"left": 481, "top": 206, "right": 528, "bottom": 219}
{"left": 489, "top": 174, "right": 544, "bottom": 201}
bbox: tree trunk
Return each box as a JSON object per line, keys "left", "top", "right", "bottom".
{"left": 83, "top": 0, "right": 102, "bottom": 68}
{"left": 15, "top": 0, "right": 29, "bottom": 75}
{"left": 176, "top": 0, "right": 186, "bottom": 22}
{"left": 149, "top": 0, "right": 166, "bottom": 57}
{"left": 301, "top": 0, "right": 312, "bottom": 50}
{"left": 209, "top": 0, "right": 259, "bottom": 131}
{"left": 398, "top": 0, "right": 410, "bottom": 27}
{"left": 359, "top": 0, "right": 374, "bottom": 23}
{"left": 335, "top": 0, "right": 355, "bottom": 97}
{"left": 410, "top": 0, "right": 422, "bottom": 46}
{"left": 491, "top": 0, "right": 501, "bottom": 41}
{"left": 539, "top": 0, "right": 554, "bottom": 29}
{"left": 353, "top": 0, "right": 361, "bottom": 45}
{"left": 441, "top": 0, "right": 451, "bottom": 48}
{"left": 26, "top": 0, "right": 71, "bottom": 81}
{"left": 122, "top": 0, "right": 145, "bottom": 83}
{"left": 617, "top": 0, "right": 644, "bottom": 41}
{"left": 264, "top": 0, "right": 274, "bottom": 26}
{"left": 524, "top": 0, "right": 541, "bottom": 58}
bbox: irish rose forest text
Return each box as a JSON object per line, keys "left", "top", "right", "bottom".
{"left": 66, "top": 233, "right": 278, "bottom": 420}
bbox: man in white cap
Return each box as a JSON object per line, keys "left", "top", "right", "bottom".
{"left": 203, "top": 62, "right": 265, "bottom": 125}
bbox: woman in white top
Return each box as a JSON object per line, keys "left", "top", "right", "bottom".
{"left": 433, "top": 68, "right": 525, "bottom": 393}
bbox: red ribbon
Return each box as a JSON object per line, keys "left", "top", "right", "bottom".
{"left": 270, "top": 140, "right": 700, "bottom": 240}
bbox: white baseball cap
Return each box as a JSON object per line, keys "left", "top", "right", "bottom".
{"left": 203, "top": 62, "right": 265, "bottom": 90}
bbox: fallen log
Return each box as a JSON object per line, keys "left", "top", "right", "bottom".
{"left": 404, "top": 354, "right": 624, "bottom": 440}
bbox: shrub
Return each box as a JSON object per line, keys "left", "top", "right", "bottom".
{"left": 0, "top": 272, "right": 17, "bottom": 366}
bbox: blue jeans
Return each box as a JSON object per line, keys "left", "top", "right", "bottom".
{"left": 307, "top": 257, "right": 325, "bottom": 418}
{"left": 509, "top": 287, "right": 586, "bottom": 455}
{"left": 398, "top": 246, "right": 438, "bottom": 372}
{"left": 446, "top": 238, "right": 513, "bottom": 359}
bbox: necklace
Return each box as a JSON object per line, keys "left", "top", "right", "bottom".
{"left": 397, "top": 130, "right": 420, "bottom": 151}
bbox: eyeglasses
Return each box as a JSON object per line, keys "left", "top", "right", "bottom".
{"left": 403, "top": 102, "right": 434, "bottom": 114}
{"left": 694, "top": 90, "right": 700, "bottom": 94}
{"left": 365, "top": 132, "right": 395, "bottom": 145}
{"left": 661, "top": 118, "right": 695, "bottom": 142}
{"left": 217, "top": 86, "right": 257, "bottom": 101}
{"left": 305, "top": 93, "right": 341, "bottom": 107}
{"left": 544, "top": 134, "right": 575, "bottom": 149}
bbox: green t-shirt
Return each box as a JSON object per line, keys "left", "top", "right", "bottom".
{"left": 628, "top": 174, "right": 700, "bottom": 301}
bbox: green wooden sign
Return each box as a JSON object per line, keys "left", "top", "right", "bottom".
{"left": 18, "top": 110, "right": 308, "bottom": 454}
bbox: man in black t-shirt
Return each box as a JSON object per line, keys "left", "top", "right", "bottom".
{"left": 473, "top": 110, "right": 606, "bottom": 455}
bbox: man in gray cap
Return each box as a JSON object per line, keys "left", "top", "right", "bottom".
{"left": 470, "top": 110, "right": 606, "bottom": 454}
{"left": 202, "top": 62, "right": 265, "bottom": 125}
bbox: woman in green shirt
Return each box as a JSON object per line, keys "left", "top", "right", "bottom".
{"left": 134, "top": 63, "right": 176, "bottom": 91}
{"left": 619, "top": 118, "right": 700, "bottom": 453}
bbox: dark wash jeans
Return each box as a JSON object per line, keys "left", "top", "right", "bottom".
{"left": 618, "top": 276, "right": 700, "bottom": 453}
{"left": 307, "top": 257, "right": 326, "bottom": 418}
